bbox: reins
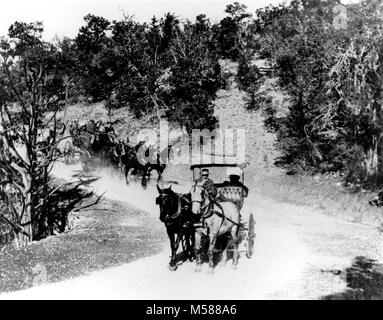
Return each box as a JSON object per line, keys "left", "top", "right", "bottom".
{"left": 192, "top": 184, "right": 242, "bottom": 227}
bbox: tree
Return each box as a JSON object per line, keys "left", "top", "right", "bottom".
{"left": 75, "top": 14, "right": 114, "bottom": 101}
{"left": 164, "top": 18, "right": 221, "bottom": 132}
{"left": 248, "top": 0, "right": 383, "bottom": 181}
{"left": 0, "top": 22, "right": 63, "bottom": 245}
{"left": 215, "top": 3, "right": 252, "bottom": 60}
{"left": 0, "top": 22, "right": 99, "bottom": 246}
{"left": 329, "top": 33, "right": 383, "bottom": 180}
{"left": 57, "top": 37, "right": 80, "bottom": 110}
{"left": 111, "top": 15, "right": 166, "bottom": 118}
{"left": 236, "top": 54, "right": 262, "bottom": 109}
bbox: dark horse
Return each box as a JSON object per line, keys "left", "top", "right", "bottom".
{"left": 115, "top": 141, "right": 172, "bottom": 189}
{"left": 113, "top": 140, "right": 150, "bottom": 189}
{"left": 144, "top": 144, "right": 173, "bottom": 183}
{"left": 155, "top": 185, "right": 194, "bottom": 271}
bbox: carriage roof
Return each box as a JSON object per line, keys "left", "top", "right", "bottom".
{"left": 190, "top": 154, "right": 246, "bottom": 183}
{"left": 190, "top": 155, "right": 246, "bottom": 170}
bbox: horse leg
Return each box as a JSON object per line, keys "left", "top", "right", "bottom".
{"left": 168, "top": 231, "right": 180, "bottom": 271}
{"left": 147, "top": 167, "right": 153, "bottom": 183}
{"left": 183, "top": 230, "right": 194, "bottom": 262}
{"left": 156, "top": 165, "right": 166, "bottom": 183}
{"left": 141, "top": 170, "right": 147, "bottom": 190}
{"left": 194, "top": 231, "right": 203, "bottom": 273}
{"left": 124, "top": 166, "right": 130, "bottom": 185}
{"left": 231, "top": 226, "right": 239, "bottom": 269}
{"left": 188, "top": 232, "right": 195, "bottom": 261}
{"left": 157, "top": 169, "right": 163, "bottom": 183}
{"left": 221, "top": 241, "right": 230, "bottom": 267}
{"left": 208, "top": 232, "right": 218, "bottom": 274}
{"left": 167, "top": 231, "right": 177, "bottom": 271}
{"left": 221, "top": 233, "right": 234, "bottom": 266}
{"left": 119, "top": 159, "right": 124, "bottom": 175}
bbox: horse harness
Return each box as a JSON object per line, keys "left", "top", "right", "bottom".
{"left": 157, "top": 192, "right": 184, "bottom": 224}
{"left": 192, "top": 185, "right": 242, "bottom": 228}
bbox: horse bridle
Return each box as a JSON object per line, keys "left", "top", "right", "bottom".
{"left": 157, "top": 192, "right": 182, "bottom": 223}
{"left": 191, "top": 184, "right": 211, "bottom": 216}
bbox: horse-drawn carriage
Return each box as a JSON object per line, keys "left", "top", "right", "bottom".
{"left": 190, "top": 162, "right": 256, "bottom": 262}
{"left": 156, "top": 158, "right": 255, "bottom": 273}
{"left": 63, "top": 127, "right": 115, "bottom": 171}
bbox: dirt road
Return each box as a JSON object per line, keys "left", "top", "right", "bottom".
{"left": 1, "top": 162, "right": 382, "bottom": 299}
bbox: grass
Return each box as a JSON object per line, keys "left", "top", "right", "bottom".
{"left": 258, "top": 173, "right": 383, "bottom": 227}
{"left": 0, "top": 197, "right": 166, "bottom": 294}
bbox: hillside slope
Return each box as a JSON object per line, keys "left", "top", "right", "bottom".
{"left": 214, "top": 60, "right": 284, "bottom": 189}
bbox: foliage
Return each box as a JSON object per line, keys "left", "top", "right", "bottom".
{"left": 244, "top": 0, "right": 383, "bottom": 183}
{"left": 215, "top": 2, "right": 252, "bottom": 61}
{"left": 236, "top": 54, "right": 262, "bottom": 109}
{"left": 71, "top": 13, "right": 221, "bottom": 131}
{"left": 164, "top": 17, "right": 221, "bottom": 132}
{"left": 0, "top": 22, "right": 96, "bottom": 246}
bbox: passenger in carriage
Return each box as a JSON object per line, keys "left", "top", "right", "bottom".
{"left": 218, "top": 167, "right": 249, "bottom": 210}
{"left": 221, "top": 168, "right": 249, "bottom": 197}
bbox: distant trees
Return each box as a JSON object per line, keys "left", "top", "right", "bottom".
{"left": 70, "top": 12, "right": 222, "bottom": 131}
{"left": 164, "top": 15, "right": 221, "bottom": 132}
{"left": 75, "top": 14, "right": 114, "bottom": 101}
{"left": 236, "top": 54, "right": 262, "bottom": 109}
{"left": 4, "top": 1, "right": 383, "bottom": 188}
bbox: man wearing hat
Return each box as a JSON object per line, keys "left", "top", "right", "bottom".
{"left": 196, "top": 168, "right": 218, "bottom": 199}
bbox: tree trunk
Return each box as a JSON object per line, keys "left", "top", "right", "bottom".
{"left": 366, "top": 136, "right": 379, "bottom": 179}
{"left": 19, "top": 188, "right": 33, "bottom": 246}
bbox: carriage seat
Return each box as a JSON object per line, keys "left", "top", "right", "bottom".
{"left": 214, "top": 184, "right": 246, "bottom": 211}
{"left": 215, "top": 185, "right": 245, "bottom": 202}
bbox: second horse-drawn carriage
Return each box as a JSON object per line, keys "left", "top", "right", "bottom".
{"left": 63, "top": 124, "right": 116, "bottom": 171}
{"left": 62, "top": 122, "right": 169, "bottom": 190}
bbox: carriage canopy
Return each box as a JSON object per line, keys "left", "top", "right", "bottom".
{"left": 190, "top": 155, "right": 246, "bottom": 184}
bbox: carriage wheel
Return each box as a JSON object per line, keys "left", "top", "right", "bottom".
{"left": 64, "top": 141, "right": 73, "bottom": 165}
{"left": 246, "top": 214, "right": 256, "bottom": 259}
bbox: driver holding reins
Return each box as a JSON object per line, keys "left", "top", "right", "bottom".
{"left": 196, "top": 168, "right": 217, "bottom": 199}
{"left": 191, "top": 169, "right": 218, "bottom": 226}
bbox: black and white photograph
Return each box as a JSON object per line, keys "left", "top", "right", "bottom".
{"left": 0, "top": 0, "right": 382, "bottom": 302}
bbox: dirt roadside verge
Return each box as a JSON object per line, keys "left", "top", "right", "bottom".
{"left": 0, "top": 196, "right": 166, "bottom": 294}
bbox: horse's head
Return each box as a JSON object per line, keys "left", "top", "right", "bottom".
{"left": 190, "top": 182, "right": 208, "bottom": 215}
{"left": 156, "top": 184, "right": 177, "bottom": 223}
